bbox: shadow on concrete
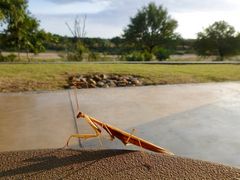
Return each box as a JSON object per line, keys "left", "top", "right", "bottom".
{"left": 0, "top": 149, "right": 132, "bottom": 179}
{"left": 79, "top": 102, "right": 240, "bottom": 167}
{"left": 125, "top": 103, "right": 240, "bottom": 167}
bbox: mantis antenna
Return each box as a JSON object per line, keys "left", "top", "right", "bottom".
{"left": 74, "top": 88, "right": 80, "bottom": 113}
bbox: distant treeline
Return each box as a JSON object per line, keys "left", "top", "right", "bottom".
{"left": 0, "top": 34, "right": 197, "bottom": 58}
{"left": 1, "top": 1, "right": 240, "bottom": 62}
{"left": 0, "top": 33, "right": 195, "bottom": 55}
{"left": 57, "top": 35, "right": 195, "bottom": 55}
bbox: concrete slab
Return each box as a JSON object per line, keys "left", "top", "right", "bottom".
{"left": 0, "top": 91, "right": 79, "bottom": 151}
{"left": 0, "top": 82, "right": 240, "bottom": 167}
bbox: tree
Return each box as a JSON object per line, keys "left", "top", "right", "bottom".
{"left": 65, "top": 15, "right": 89, "bottom": 61}
{"left": 195, "top": 21, "right": 240, "bottom": 60}
{"left": 123, "top": 2, "right": 178, "bottom": 53}
{"left": 0, "top": 0, "right": 28, "bottom": 52}
{"left": 0, "top": 0, "right": 47, "bottom": 60}
{"left": 0, "top": 11, "right": 4, "bottom": 21}
{"left": 20, "top": 16, "right": 49, "bottom": 56}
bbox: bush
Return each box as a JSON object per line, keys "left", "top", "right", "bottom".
{"left": 88, "top": 52, "right": 100, "bottom": 61}
{"left": 0, "top": 53, "right": 17, "bottom": 62}
{"left": 153, "top": 47, "right": 171, "bottom": 61}
{"left": 6, "top": 54, "right": 17, "bottom": 62}
{"left": 67, "top": 52, "right": 81, "bottom": 61}
{"left": 0, "top": 52, "right": 4, "bottom": 62}
{"left": 143, "top": 51, "right": 153, "bottom": 61}
{"left": 67, "top": 42, "right": 88, "bottom": 61}
{"left": 125, "top": 51, "right": 153, "bottom": 61}
{"left": 125, "top": 51, "right": 144, "bottom": 61}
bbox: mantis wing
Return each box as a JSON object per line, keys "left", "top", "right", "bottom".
{"left": 83, "top": 114, "right": 174, "bottom": 155}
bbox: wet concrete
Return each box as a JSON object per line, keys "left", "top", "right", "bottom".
{"left": 0, "top": 91, "right": 79, "bottom": 151}
{"left": 0, "top": 82, "right": 240, "bottom": 167}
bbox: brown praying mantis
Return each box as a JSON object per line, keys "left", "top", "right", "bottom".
{"left": 64, "top": 111, "right": 174, "bottom": 155}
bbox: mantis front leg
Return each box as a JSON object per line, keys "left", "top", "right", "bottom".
{"left": 64, "top": 115, "right": 102, "bottom": 148}
{"left": 64, "top": 132, "right": 100, "bottom": 148}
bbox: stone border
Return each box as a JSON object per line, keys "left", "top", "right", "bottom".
{"left": 68, "top": 74, "right": 143, "bottom": 89}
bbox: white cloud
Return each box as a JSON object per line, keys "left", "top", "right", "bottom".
{"left": 46, "top": 0, "right": 102, "bottom": 4}
{"left": 30, "top": 0, "right": 111, "bottom": 15}
{"left": 173, "top": 11, "right": 240, "bottom": 38}
{"left": 160, "top": 0, "right": 240, "bottom": 12}
{"left": 29, "top": 0, "right": 240, "bottom": 38}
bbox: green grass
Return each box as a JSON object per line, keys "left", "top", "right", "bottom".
{"left": 0, "top": 64, "right": 239, "bottom": 92}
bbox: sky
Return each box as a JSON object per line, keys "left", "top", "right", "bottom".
{"left": 28, "top": 0, "right": 240, "bottom": 39}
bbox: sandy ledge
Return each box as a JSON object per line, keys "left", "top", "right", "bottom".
{"left": 0, "top": 149, "right": 239, "bottom": 179}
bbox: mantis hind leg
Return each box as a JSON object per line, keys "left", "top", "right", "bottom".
{"left": 64, "top": 133, "right": 99, "bottom": 148}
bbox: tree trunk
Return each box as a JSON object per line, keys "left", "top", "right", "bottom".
{"left": 218, "top": 49, "right": 224, "bottom": 61}
{"left": 149, "top": 46, "right": 154, "bottom": 53}
{"left": 26, "top": 50, "right": 29, "bottom": 63}
{"left": 26, "top": 44, "right": 30, "bottom": 63}
{"left": 18, "top": 42, "right": 21, "bottom": 61}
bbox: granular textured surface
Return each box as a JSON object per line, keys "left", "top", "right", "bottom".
{"left": 0, "top": 149, "right": 239, "bottom": 180}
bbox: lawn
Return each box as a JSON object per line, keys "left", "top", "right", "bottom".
{"left": 0, "top": 64, "right": 239, "bottom": 92}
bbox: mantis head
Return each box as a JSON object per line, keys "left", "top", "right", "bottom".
{"left": 76, "top": 112, "right": 84, "bottom": 118}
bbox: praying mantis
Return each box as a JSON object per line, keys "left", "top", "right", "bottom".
{"left": 64, "top": 111, "right": 174, "bottom": 155}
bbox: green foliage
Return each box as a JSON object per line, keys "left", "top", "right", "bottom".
{"left": 125, "top": 51, "right": 153, "bottom": 61}
{"left": 195, "top": 21, "right": 240, "bottom": 60}
{"left": 76, "top": 42, "right": 87, "bottom": 56}
{"left": 0, "top": 0, "right": 47, "bottom": 58}
{"left": 67, "top": 42, "right": 88, "bottom": 61}
{"left": 66, "top": 53, "right": 80, "bottom": 62}
{"left": 0, "top": 11, "right": 4, "bottom": 21}
{"left": 5, "top": 53, "right": 17, "bottom": 62}
{"left": 0, "top": 52, "right": 4, "bottom": 62}
{"left": 125, "top": 52, "right": 145, "bottom": 61}
{"left": 143, "top": 51, "right": 153, "bottom": 61}
{"left": 153, "top": 47, "right": 171, "bottom": 61}
{"left": 88, "top": 52, "right": 100, "bottom": 61}
{"left": 123, "top": 2, "right": 178, "bottom": 52}
{"left": 0, "top": 52, "right": 17, "bottom": 62}
{"left": 177, "top": 39, "right": 196, "bottom": 54}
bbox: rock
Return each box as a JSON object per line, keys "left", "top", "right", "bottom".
{"left": 68, "top": 73, "right": 143, "bottom": 89}
{"left": 112, "top": 75, "right": 119, "bottom": 80}
{"left": 131, "top": 78, "right": 142, "bottom": 86}
{"left": 79, "top": 78, "right": 87, "bottom": 83}
{"left": 97, "top": 81, "right": 105, "bottom": 87}
{"left": 75, "top": 74, "right": 82, "bottom": 78}
{"left": 102, "top": 79, "right": 107, "bottom": 83}
{"left": 70, "top": 76, "right": 78, "bottom": 82}
{"left": 100, "top": 74, "right": 108, "bottom": 79}
{"left": 127, "top": 81, "right": 132, "bottom": 85}
{"left": 123, "top": 76, "right": 130, "bottom": 81}
{"left": 93, "top": 75, "right": 102, "bottom": 81}
{"left": 89, "top": 83, "right": 97, "bottom": 88}
{"left": 78, "top": 82, "right": 88, "bottom": 88}
{"left": 121, "top": 79, "right": 129, "bottom": 83}
{"left": 88, "top": 78, "right": 96, "bottom": 85}
{"left": 128, "top": 75, "right": 133, "bottom": 79}
{"left": 68, "top": 76, "right": 74, "bottom": 81}
{"left": 117, "top": 80, "right": 128, "bottom": 87}
{"left": 103, "top": 84, "right": 109, "bottom": 88}
{"left": 87, "top": 74, "right": 94, "bottom": 79}
{"left": 108, "top": 80, "right": 116, "bottom": 87}
{"left": 118, "top": 76, "right": 124, "bottom": 81}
